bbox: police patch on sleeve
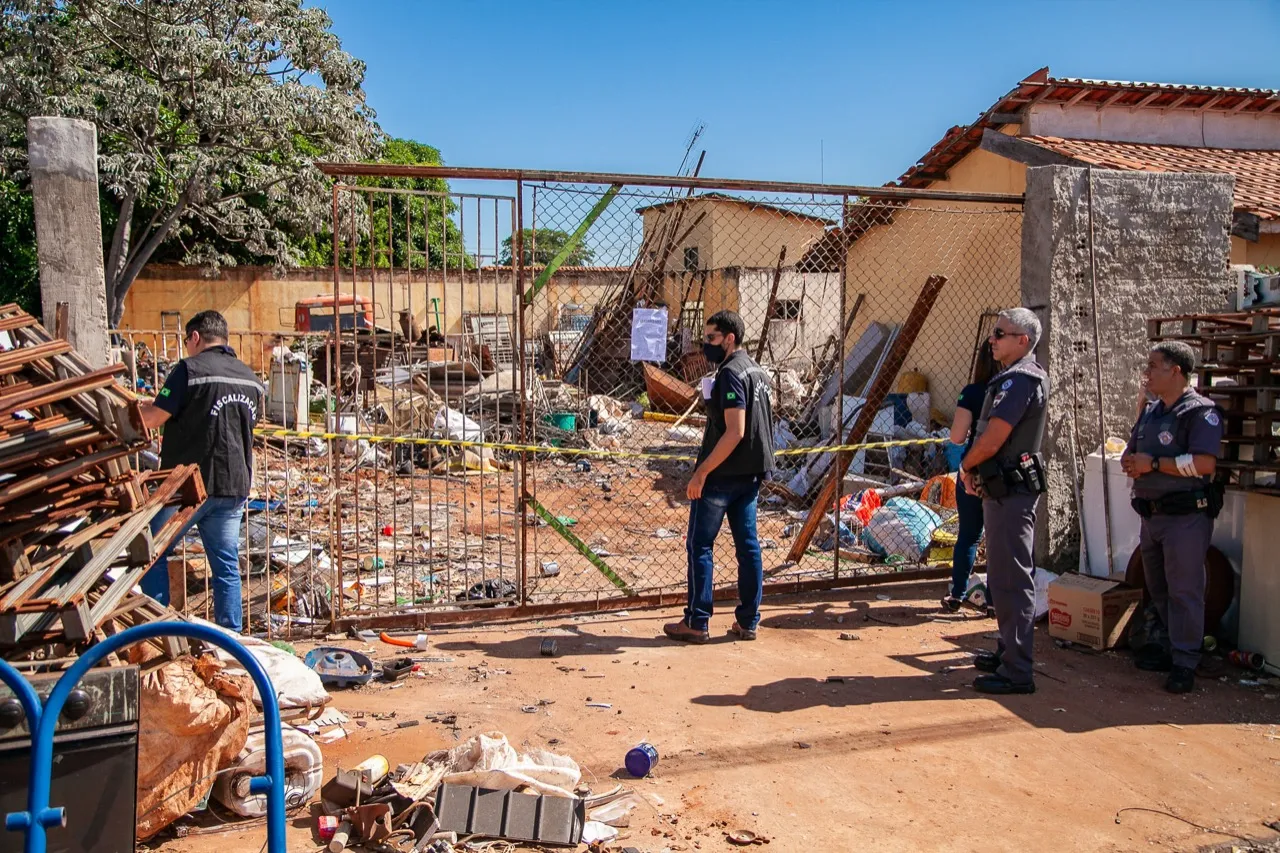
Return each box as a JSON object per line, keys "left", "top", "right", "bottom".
{"left": 1205, "top": 410, "right": 1220, "bottom": 427}
{"left": 992, "top": 391, "right": 1007, "bottom": 408}
{"left": 1158, "top": 430, "right": 1173, "bottom": 445}
{"left": 1001, "top": 379, "right": 1013, "bottom": 391}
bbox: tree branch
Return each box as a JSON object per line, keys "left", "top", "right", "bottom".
{"left": 105, "top": 186, "right": 136, "bottom": 290}
{"left": 110, "top": 164, "right": 203, "bottom": 324}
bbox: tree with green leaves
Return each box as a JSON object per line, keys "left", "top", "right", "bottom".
{"left": 299, "top": 137, "right": 472, "bottom": 271}
{"left": 0, "top": 0, "right": 380, "bottom": 326}
{"left": 499, "top": 228, "right": 596, "bottom": 267}
{"left": 0, "top": 178, "right": 38, "bottom": 313}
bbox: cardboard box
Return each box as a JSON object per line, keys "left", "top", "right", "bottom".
{"left": 1046, "top": 574, "right": 1143, "bottom": 650}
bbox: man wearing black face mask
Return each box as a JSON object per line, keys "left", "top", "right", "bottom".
{"left": 664, "top": 310, "right": 775, "bottom": 644}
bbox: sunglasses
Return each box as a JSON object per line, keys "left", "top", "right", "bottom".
{"left": 991, "top": 328, "right": 1026, "bottom": 341}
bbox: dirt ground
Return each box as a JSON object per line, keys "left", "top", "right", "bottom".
{"left": 157, "top": 579, "right": 1280, "bottom": 853}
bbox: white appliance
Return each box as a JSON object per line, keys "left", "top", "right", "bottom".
{"left": 267, "top": 357, "right": 311, "bottom": 428}
{"left": 1240, "top": 492, "right": 1280, "bottom": 675}
{"left": 1079, "top": 449, "right": 1141, "bottom": 577}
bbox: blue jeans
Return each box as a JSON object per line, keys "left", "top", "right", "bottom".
{"left": 685, "top": 475, "right": 763, "bottom": 631}
{"left": 950, "top": 478, "right": 986, "bottom": 598}
{"left": 141, "top": 496, "right": 247, "bottom": 632}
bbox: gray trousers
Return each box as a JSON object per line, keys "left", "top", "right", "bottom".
{"left": 1139, "top": 512, "right": 1212, "bottom": 670}
{"left": 983, "top": 491, "right": 1039, "bottom": 684}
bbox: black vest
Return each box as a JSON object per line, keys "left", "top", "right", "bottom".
{"left": 1130, "top": 390, "right": 1219, "bottom": 500}
{"left": 698, "top": 350, "right": 775, "bottom": 478}
{"left": 976, "top": 355, "right": 1049, "bottom": 468}
{"left": 160, "top": 346, "right": 263, "bottom": 497}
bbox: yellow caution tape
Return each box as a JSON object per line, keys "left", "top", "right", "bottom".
{"left": 253, "top": 427, "right": 946, "bottom": 463}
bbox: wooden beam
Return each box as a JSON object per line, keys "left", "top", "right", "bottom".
{"left": 1064, "top": 88, "right": 1093, "bottom": 107}
{"left": 1195, "top": 94, "right": 1225, "bottom": 113}
{"left": 786, "top": 274, "right": 948, "bottom": 563}
{"left": 979, "top": 129, "right": 1081, "bottom": 169}
{"left": 1097, "top": 90, "right": 1131, "bottom": 110}
{"left": 755, "top": 246, "right": 788, "bottom": 361}
{"left": 1128, "top": 91, "right": 1162, "bottom": 110}
{"left": 988, "top": 112, "right": 1024, "bottom": 125}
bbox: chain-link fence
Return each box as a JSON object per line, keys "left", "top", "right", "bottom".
{"left": 121, "top": 169, "right": 1025, "bottom": 635}
{"left": 517, "top": 181, "right": 1022, "bottom": 608}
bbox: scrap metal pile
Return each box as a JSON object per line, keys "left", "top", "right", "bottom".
{"left": 1150, "top": 305, "right": 1280, "bottom": 491}
{"left": 0, "top": 304, "right": 203, "bottom": 661}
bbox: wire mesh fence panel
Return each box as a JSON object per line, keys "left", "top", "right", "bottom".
{"left": 517, "top": 181, "right": 1024, "bottom": 605}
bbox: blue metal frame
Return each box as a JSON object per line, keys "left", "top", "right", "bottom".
{"left": 0, "top": 622, "right": 287, "bottom": 853}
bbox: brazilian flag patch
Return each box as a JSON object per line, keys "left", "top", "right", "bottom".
{"left": 159, "top": 387, "right": 171, "bottom": 397}
{"left": 725, "top": 391, "right": 737, "bottom": 401}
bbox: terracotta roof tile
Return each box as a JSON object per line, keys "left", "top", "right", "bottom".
{"left": 1022, "top": 136, "right": 1280, "bottom": 220}
{"left": 895, "top": 67, "right": 1280, "bottom": 193}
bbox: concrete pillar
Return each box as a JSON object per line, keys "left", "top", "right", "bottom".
{"left": 1020, "top": 165, "right": 1235, "bottom": 571}
{"left": 27, "top": 116, "right": 110, "bottom": 367}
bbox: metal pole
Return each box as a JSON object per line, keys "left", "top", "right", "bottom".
{"left": 1086, "top": 168, "right": 1116, "bottom": 576}
{"left": 315, "top": 163, "right": 1025, "bottom": 206}
{"left": 515, "top": 180, "right": 528, "bottom": 603}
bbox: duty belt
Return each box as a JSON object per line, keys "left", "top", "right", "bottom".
{"left": 1131, "top": 487, "right": 1220, "bottom": 519}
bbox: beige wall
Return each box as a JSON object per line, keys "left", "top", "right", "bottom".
{"left": 641, "top": 198, "right": 829, "bottom": 273}
{"left": 709, "top": 203, "right": 829, "bottom": 270}
{"left": 124, "top": 264, "right": 627, "bottom": 338}
{"left": 1231, "top": 233, "right": 1280, "bottom": 268}
{"left": 843, "top": 148, "right": 1026, "bottom": 416}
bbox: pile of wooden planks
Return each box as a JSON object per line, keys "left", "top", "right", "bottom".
{"left": 1149, "top": 307, "right": 1280, "bottom": 489}
{"left": 0, "top": 304, "right": 205, "bottom": 659}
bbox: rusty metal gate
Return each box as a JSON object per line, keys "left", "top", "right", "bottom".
{"left": 118, "top": 166, "right": 1024, "bottom": 635}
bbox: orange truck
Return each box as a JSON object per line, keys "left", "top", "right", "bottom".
{"left": 291, "top": 294, "right": 375, "bottom": 333}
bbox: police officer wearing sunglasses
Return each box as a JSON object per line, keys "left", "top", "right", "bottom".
{"left": 959, "top": 308, "right": 1049, "bottom": 695}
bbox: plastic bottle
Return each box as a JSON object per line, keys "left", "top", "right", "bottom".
{"left": 212, "top": 723, "right": 324, "bottom": 817}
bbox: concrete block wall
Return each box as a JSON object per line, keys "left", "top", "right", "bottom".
{"left": 1020, "top": 166, "right": 1235, "bottom": 570}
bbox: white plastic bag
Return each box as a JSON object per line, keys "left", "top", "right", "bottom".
{"left": 426, "top": 731, "right": 581, "bottom": 798}
{"left": 434, "top": 407, "right": 483, "bottom": 442}
{"left": 198, "top": 619, "right": 330, "bottom": 710}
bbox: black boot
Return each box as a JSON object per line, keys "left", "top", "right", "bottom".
{"left": 1165, "top": 666, "right": 1195, "bottom": 694}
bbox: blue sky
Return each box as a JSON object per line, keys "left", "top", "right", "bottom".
{"left": 317, "top": 0, "right": 1280, "bottom": 188}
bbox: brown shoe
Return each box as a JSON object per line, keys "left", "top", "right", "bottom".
{"left": 728, "top": 622, "right": 757, "bottom": 641}
{"left": 663, "top": 620, "right": 709, "bottom": 644}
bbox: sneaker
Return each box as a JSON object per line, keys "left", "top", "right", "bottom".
{"left": 940, "top": 595, "right": 963, "bottom": 613}
{"left": 973, "top": 650, "right": 1002, "bottom": 673}
{"left": 973, "top": 674, "right": 1036, "bottom": 695}
{"left": 1165, "top": 665, "right": 1195, "bottom": 694}
{"left": 728, "top": 622, "right": 757, "bottom": 641}
{"left": 1135, "top": 645, "right": 1173, "bottom": 672}
{"left": 663, "top": 620, "right": 709, "bottom": 644}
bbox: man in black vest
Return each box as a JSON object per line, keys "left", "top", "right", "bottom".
{"left": 960, "top": 307, "right": 1049, "bottom": 695}
{"left": 665, "top": 310, "right": 775, "bottom": 644}
{"left": 1121, "top": 341, "right": 1224, "bottom": 693}
{"left": 138, "top": 311, "right": 263, "bottom": 631}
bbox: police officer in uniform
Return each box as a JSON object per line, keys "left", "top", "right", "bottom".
{"left": 665, "top": 310, "right": 775, "bottom": 644}
{"left": 960, "top": 308, "right": 1048, "bottom": 695}
{"left": 1121, "top": 341, "right": 1224, "bottom": 694}
{"left": 139, "top": 310, "right": 264, "bottom": 631}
